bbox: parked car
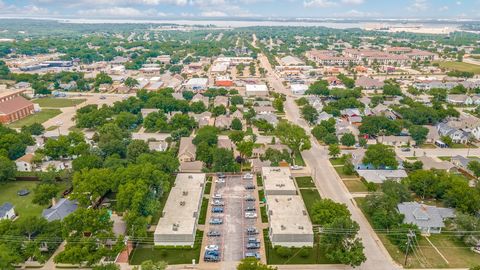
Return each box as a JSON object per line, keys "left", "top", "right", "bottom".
{"left": 204, "top": 250, "right": 220, "bottom": 262}
{"left": 401, "top": 148, "right": 411, "bottom": 152}
{"left": 244, "top": 252, "right": 261, "bottom": 260}
{"left": 211, "top": 200, "right": 224, "bottom": 206}
{"left": 247, "top": 237, "right": 260, "bottom": 244}
{"left": 205, "top": 245, "right": 219, "bottom": 251}
{"left": 100, "top": 96, "right": 106, "bottom": 100}
{"left": 215, "top": 178, "right": 226, "bottom": 183}
{"left": 245, "top": 212, "right": 257, "bottom": 219}
{"left": 246, "top": 242, "right": 260, "bottom": 249}
{"left": 245, "top": 196, "right": 255, "bottom": 202}
{"left": 291, "top": 165, "right": 303, "bottom": 170}
{"left": 246, "top": 227, "right": 258, "bottom": 235}
{"left": 212, "top": 193, "right": 222, "bottom": 199}
{"left": 245, "top": 206, "right": 256, "bottom": 212}
{"left": 212, "top": 207, "right": 224, "bottom": 213}
{"left": 207, "top": 230, "right": 221, "bottom": 237}
{"left": 217, "top": 173, "right": 226, "bottom": 178}
{"left": 245, "top": 184, "right": 255, "bottom": 190}
{"left": 243, "top": 173, "right": 254, "bottom": 180}
{"left": 210, "top": 218, "right": 223, "bottom": 225}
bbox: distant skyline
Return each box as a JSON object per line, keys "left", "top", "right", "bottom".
{"left": 1, "top": 0, "right": 480, "bottom": 20}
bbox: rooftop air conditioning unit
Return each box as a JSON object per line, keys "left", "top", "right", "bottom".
{"left": 281, "top": 225, "right": 286, "bottom": 230}
{"left": 180, "top": 201, "right": 185, "bottom": 206}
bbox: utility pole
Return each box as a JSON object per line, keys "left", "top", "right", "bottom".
{"left": 404, "top": 229, "right": 415, "bottom": 267}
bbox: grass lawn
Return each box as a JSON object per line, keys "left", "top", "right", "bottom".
{"left": 256, "top": 174, "right": 263, "bottom": 187}
{"left": 428, "top": 234, "right": 480, "bottom": 268}
{"left": 343, "top": 179, "right": 368, "bottom": 193}
{"left": 405, "top": 157, "right": 418, "bottom": 160}
{"left": 258, "top": 189, "right": 265, "bottom": 202}
{"left": 437, "top": 61, "right": 480, "bottom": 74}
{"left": 334, "top": 166, "right": 357, "bottom": 179}
{"left": 0, "top": 181, "right": 66, "bottom": 220}
{"left": 438, "top": 156, "right": 452, "bottom": 161}
{"left": 263, "top": 229, "right": 335, "bottom": 264}
{"left": 130, "top": 231, "right": 203, "bottom": 265}
{"left": 451, "top": 143, "right": 478, "bottom": 149}
{"left": 45, "top": 125, "right": 59, "bottom": 131}
{"left": 197, "top": 198, "right": 209, "bottom": 225}
{"left": 260, "top": 205, "right": 268, "bottom": 223}
{"left": 299, "top": 188, "right": 321, "bottom": 221}
{"left": 329, "top": 158, "right": 344, "bottom": 166}
{"left": 294, "top": 152, "right": 305, "bottom": 166}
{"left": 419, "top": 144, "right": 437, "bottom": 149}
{"left": 295, "top": 176, "right": 316, "bottom": 188}
{"left": 204, "top": 181, "right": 211, "bottom": 195}
{"left": 33, "top": 98, "right": 86, "bottom": 108}
{"left": 7, "top": 109, "right": 61, "bottom": 128}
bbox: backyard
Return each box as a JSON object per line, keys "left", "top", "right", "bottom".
{"left": 33, "top": 98, "right": 86, "bottom": 108}
{"left": 299, "top": 188, "right": 321, "bottom": 221}
{"left": 7, "top": 109, "right": 61, "bottom": 128}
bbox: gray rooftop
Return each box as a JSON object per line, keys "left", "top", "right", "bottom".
{"left": 42, "top": 198, "right": 78, "bottom": 222}
{"left": 397, "top": 202, "right": 455, "bottom": 229}
{"left": 0, "top": 202, "right": 14, "bottom": 217}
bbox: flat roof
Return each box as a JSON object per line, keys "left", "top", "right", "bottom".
{"left": 246, "top": 84, "right": 268, "bottom": 92}
{"left": 154, "top": 173, "right": 206, "bottom": 237}
{"left": 266, "top": 195, "right": 313, "bottom": 235}
{"left": 261, "top": 167, "right": 297, "bottom": 194}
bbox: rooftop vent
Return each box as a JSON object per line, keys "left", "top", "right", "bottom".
{"left": 180, "top": 201, "right": 185, "bottom": 206}
{"left": 183, "top": 191, "right": 188, "bottom": 196}
{"left": 281, "top": 225, "right": 286, "bottom": 230}
{"left": 298, "top": 226, "right": 304, "bottom": 230}
{"left": 188, "top": 175, "right": 193, "bottom": 179}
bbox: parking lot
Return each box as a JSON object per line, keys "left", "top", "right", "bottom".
{"left": 201, "top": 173, "right": 263, "bottom": 268}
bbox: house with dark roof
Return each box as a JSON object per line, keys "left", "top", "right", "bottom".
{"left": 397, "top": 202, "right": 455, "bottom": 234}
{"left": 42, "top": 198, "right": 78, "bottom": 222}
{"left": 0, "top": 203, "right": 15, "bottom": 220}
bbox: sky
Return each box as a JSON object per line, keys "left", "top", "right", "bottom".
{"left": 1, "top": 0, "right": 480, "bottom": 20}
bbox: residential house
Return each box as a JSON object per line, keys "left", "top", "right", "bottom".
{"left": 148, "top": 141, "right": 168, "bottom": 152}
{"left": 255, "top": 113, "right": 279, "bottom": 127}
{"left": 42, "top": 198, "right": 78, "bottom": 222}
{"left": 214, "top": 96, "right": 229, "bottom": 108}
{"left": 15, "top": 153, "right": 34, "bottom": 172}
{"left": 185, "top": 78, "right": 208, "bottom": 91}
{"left": 189, "top": 111, "right": 213, "bottom": 127}
{"left": 436, "top": 123, "right": 470, "bottom": 144}
{"left": 214, "top": 115, "right": 232, "bottom": 129}
{"left": 178, "top": 137, "right": 196, "bottom": 162}
{"left": 140, "top": 108, "right": 160, "bottom": 118}
{"left": 179, "top": 161, "right": 204, "bottom": 173}
{"left": 357, "top": 169, "right": 408, "bottom": 184}
{"left": 446, "top": 94, "right": 473, "bottom": 106}
{"left": 0, "top": 203, "right": 15, "bottom": 220}
{"left": 355, "top": 76, "right": 384, "bottom": 90}
{"left": 397, "top": 202, "right": 455, "bottom": 234}
{"left": 376, "top": 135, "right": 414, "bottom": 147}
{"left": 254, "top": 106, "right": 276, "bottom": 115}
{"left": 317, "top": 112, "right": 333, "bottom": 123}
{"left": 191, "top": 93, "right": 209, "bottom": 107}
{"left": 451, "top": 155, "right": 480, "bottom": 176}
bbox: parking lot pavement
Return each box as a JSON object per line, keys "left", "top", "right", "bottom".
{"left": 200, "top": 174, "right": 263, "bottom": 268}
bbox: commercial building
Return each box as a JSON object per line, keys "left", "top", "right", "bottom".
{"left": 261, "top": 167, "right": 297, "bottom": 195}
{"left": 0, "top": 90, "right": 35, "bottom": 124}
{"left": 266, "top": 195, "right": 314, "bottom": 247}
{"left": 290, "top": 84, "right": 308, "bottom": 95}
{"left": 154, "top": 173, "right": 206, "bottom": 246}
{"left": 246, "top": 84, "right": 268, "bottom": 96}
{"left": 185, "top": 78, "right": 208, "bottom": 91}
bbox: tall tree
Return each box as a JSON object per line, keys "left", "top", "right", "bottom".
{"left": 362, "top": 144, "right": 398, "bottom": 169}
{"left": 275, "top": 122, "right": 311, "bottom": 160}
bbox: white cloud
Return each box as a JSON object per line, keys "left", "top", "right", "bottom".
{"left": 78, "top": 7, "right": 144, "bottom": 17}
{"left": 200, "top": 10, "right": 227, "bottom": 17}
{"left": 407, "top": 0, "right": 428, "bottom": 12}
{"left": 303, "top": 0, "right": 337, "bottom": 8}
{"left": 439, "top": 5, "right": 448, "bottom": 11}
{"left": 341, "top": 0, "right": 364, "bottom": 4}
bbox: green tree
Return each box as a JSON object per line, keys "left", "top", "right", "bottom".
{"left": 231, "top": 118, "right": 243, "bottom": 130}
{"left": 212, "top": 105, "right": 227, "bottom": 116}
{"left": 21, "top": 123, "right": 45, "bottom": 135}
{"left": 468, "top": 160, "right": 480, "bottom": 179}
{"left": 0, "top": 156, "right": 15, "bottom": 183}
{"left": 0, "top": 244, "right": 21, "bottom": 270}
{"left": 328, "top": 144, "right": 340, "bottom": 158}
{"left": 124, "top": 77, "right": 139, "bottom": 88}
{"left": 228, "top": 130, "right": 245, "bottom": 144}
{"left": 340, "top": 133, "right": 356, "bottom": 147}
{"left": 311, "top": 199, "right": 350, "bottom": 225}
{"left": 115, "top": 112, "right": 138, "bottom": 130}
{"left": 409, "top": 125, "right": 429, "bottom": 146}
{"left": 275, "top": 122, "right": 311, "bottom": 161}
{"left": 127, "top": 140, "right": 150, "bottom": 161}
{"left": 193, "top": 126, "right": 218, "bottom": 146}
{"left": 273, "top": 97, "right": 284, "bottom": 113}
{"left": 33, "top": 183, "right": 60, "bottom": 205}
{"left": 190, "top": 101, "right": 207, "bottom": 113}
{"left": 140, "top": 260, "right": 168, "bottom": 270}
{"left": 212, "top": 148, "right": 238, "bottom": 172}
{"left": 301, "top": 104, "right": 319, "bottom": 124}
{"left": 72, "top": 154, "right": 103, "bottom": 171}
{"left": 230, "top": 95, "right": 244, "bottom": 105}
{"left": 320, "top": 217, "right": 366, "bottom": 267}
{"left": 94, "top": 72, "right": 113, "bottom": 87}
{"left": 363, "top": 144, "right": 398, "bottom": 169}
{"left": 71, "top": 168, "right": 113, "bottom": 206}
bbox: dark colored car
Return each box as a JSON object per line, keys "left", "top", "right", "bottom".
{"left": 246, "top": 243, "right": 260, "bottom": 249}
{"left": 246, "top": 227, "right": 258, "bottom": 235}
{"left": 245, "top": 206, "right": 256, "bottom": 212}
{"left": 245, "top": 184, "right": 255, "bottom": 190}
{"left": 207, "top": 230, "right": 221, "bottom": 237}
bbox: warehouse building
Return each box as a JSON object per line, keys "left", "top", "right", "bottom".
{"left": 261, "top": 167, "right": 297, "bottom": 195}
{"left": 245, "top": 84, "right": 268, "bottom": 96}
{"left": 266, "top": 195, "right": 314, "bottom": 247}
{"left": 154, "top": 173, "right": 206, "bottom": 246}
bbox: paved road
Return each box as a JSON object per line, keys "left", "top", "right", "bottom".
{"left": 42, "top": 93, "right": 132, "bottom": 135}
{"left": 257, "top": 53, "right": 400, "bottom": 270}
{"left": 395, "top": 147, "right": 480, "bottom": 158}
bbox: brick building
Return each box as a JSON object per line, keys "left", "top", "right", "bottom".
{"left": 0, "top": 90, "right": 35, "bottom": 124}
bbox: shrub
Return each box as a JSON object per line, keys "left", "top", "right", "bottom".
{"left": 276, "top": 246, "right": 293, "bottom": 258}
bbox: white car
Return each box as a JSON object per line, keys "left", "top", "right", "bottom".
{"left": 205, "top": 245, "right": 219, "bottom": 251}
{"left": 215, "top": 178, "right": 226, "bottom": 183}
{"left": 290, "top": 165, "right": 303, "bottom": 170}
{"left": 211, "top": 200, "right": 224, "bottom": 206}
{"left": 245, "top": 212, "right": 257, "bottom": 219}
{"left": 243, "top": 173, "right": 254, "bottom": 180}
{"left": 212, "top": 194, "right": 222, "bottom": 199}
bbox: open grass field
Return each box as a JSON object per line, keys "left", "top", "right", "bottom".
{"left": 343, "top": 179, "right": 368, "bottom": 193}
{"left": 0, "top": 181, "right": 67, "bottom": 220}
{"left": 355, "top": 197, "right": 480, "bottom": 268}
{"left": 33, "top": 98, "right": 86, "bottom": 108}
{"left": 437, "top": 61, "right": 480, "bottom": 74}
{"left": 299, "top": 188, "right": 321, "bottom": 222}
{"left": 7, "top": 109, "right": 61, "bottom": 128}
{"left": 295, "top": 176, "right": 316, "bottom": 188}
{"left": 130, "top": 231, "right": 203, "bottom": 265}
{"left": 329, "top": 158, "right": 344, "bottom": 166}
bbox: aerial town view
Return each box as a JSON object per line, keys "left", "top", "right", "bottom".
{"left": 3, "top": 1, "right": 480, "bottom": 270}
